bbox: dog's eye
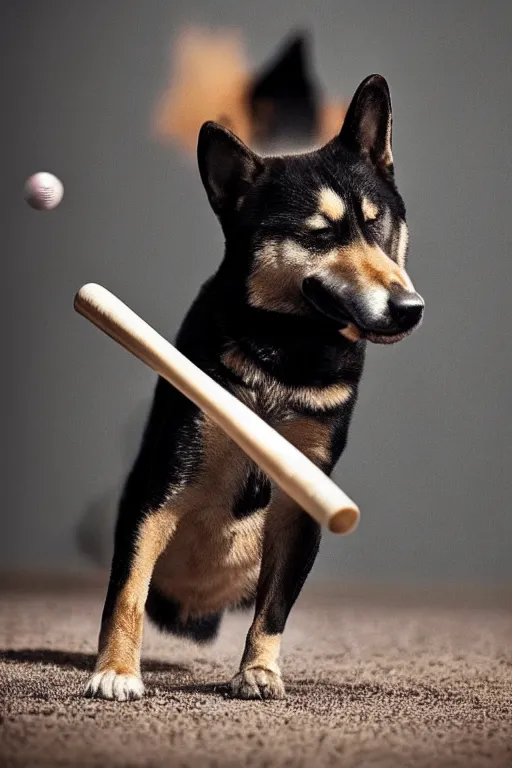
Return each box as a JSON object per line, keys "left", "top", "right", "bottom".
{"left": 307, "top": 225, "right": 333, "bottom": 245}
{"left": 311, "top": 225, "right": 331, "bottom": 235}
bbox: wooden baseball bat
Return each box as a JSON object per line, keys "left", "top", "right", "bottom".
{"left": 74, "top": 283, "right": 360, "bottom": 534}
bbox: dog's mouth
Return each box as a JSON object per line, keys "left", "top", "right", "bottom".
{"left": 338, "top": 321, "right": 414, "bottom": 345}
{"left": 301, "top": 278, "right": 422, "bottom": 346}
{"left": 358, "top": 328, "right": 411, "bottom": 345}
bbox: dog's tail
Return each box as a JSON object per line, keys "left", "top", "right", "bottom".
{"left": 145, "top": 581, "right": 223, "bottom": 644}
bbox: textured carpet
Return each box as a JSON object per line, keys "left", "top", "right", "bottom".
{"left": 0, "top": 575, "right": 511, "bottom": 767}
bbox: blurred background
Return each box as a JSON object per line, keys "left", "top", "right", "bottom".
{"left": 2, "top": 0, "right": 511, "bottom": 585}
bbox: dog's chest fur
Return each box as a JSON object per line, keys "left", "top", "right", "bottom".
{"left": 151, "top": 378, "right": 334, "bottom": 618}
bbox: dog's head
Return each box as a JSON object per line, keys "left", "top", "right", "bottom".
{"left": 198, "top": 74, "right": 424, "bottom": 345}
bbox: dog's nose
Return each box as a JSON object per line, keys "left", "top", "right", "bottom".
{"left": 388, "top": 292, "right": 424, "bottom": 331}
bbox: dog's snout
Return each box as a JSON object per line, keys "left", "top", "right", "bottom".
{"left": 302, "top": 274, "right": 424, "bottom": 341}
{"left": 301, "top": 276, "right": 352, "bottom": 325}
{"left": 388, "top": 292, "right": 424, "bottom": 331}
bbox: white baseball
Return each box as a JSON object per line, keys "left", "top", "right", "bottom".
{"left": 24, "top": 172, "right": 64, "bottom": 211}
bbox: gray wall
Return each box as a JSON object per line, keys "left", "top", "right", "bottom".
{"left": 2, "top": 0, "right": 511, "bottom": 583}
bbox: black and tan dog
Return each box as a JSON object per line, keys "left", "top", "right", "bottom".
{"left": 85, "top": 74, "right": 424, "bottom": 702}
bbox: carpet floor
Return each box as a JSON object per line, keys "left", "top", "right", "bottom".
{"left": 0, "top": 575, "right": 511, "bottom": 767}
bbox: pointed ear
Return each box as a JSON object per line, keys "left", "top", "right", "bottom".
{"left": 338, "top": 74, "right": 394, "bottom": 176}
{"left": 197, "top": 121, "right": 264, "bottom": 216}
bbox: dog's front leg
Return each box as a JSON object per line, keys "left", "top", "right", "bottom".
{"left": 84, "top": 507, "right": 179, "bottom": 701}
{"left": 231, "top": 496, "right": 321, "bottom": 699}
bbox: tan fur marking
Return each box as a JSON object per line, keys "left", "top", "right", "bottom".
{"left": 97, "top": 604, "right": 144, "bottom": 677}
{"left": 97, "top": 510, "right": 178, "bottom": 676}
{"left": 247, "top": 240, "right": 310, "bottom": 314}
{"left": 319, "top": 188, "right": 345, "bottom": 221}
{"left": 323, "top": 242, "right": 413, "bottom": 292}
{"left": 362, "top": 197, "right": 379, "bottom": 221}
{"left": 222, "top": 347, "right": 353, "bottom": 411}
{"left": 278, "top": 417, "right": 332, "bottom": 468}
{"left": 384, "top": 113, "right": 394, "bottom": 167}
{"left": 241, "top": 621, "right": 282, "bottom": 676}
{"left": 306, "top": 213, "right": 330, "bottom": 230}
{"left": 152, "top": 415, "right": 265, "bottom": 618}
{"left": 396, "top": 221, "right": 409, "bottom": 269}
{"left": 340, "top": 323, "right": 361, "bottom": 343}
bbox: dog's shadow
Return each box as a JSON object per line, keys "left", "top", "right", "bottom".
{"left": 0, "top": 648, "right": 185, "bottom": 673}
{"left": 0, "top": 648, "right": 228, "bottom": 696}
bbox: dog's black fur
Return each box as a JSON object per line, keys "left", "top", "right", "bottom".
{"left": 86, "top": 75, "right": 423, "bottom": 702}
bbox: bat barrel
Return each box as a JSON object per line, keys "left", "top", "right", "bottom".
{"left": 74, "top": 283, "right": 360, "bottom": 535}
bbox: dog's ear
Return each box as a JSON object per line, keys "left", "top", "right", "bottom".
{"left": 197, "top": 121, "right": 264, "bottom": 216}
{"left": 337, "top": 74, "right": 394, "bottom": 177}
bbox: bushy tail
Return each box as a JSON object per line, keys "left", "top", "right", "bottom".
{"left": 145, "top": 582, "right": 223, "bottom": 644}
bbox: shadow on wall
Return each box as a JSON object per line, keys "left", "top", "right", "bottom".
{"left": 153, "top": 27, "right": 347, "bottom": 156}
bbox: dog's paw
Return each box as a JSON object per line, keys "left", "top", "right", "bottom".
{"left": 84, "top": 670, "right": 144, "bottom": 701}
{"left": 230, "top": 667, "right": 285, "bottom": 700}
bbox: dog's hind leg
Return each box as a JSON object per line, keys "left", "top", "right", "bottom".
{"left": 230, "top": 496, "right": 321, "bottom": 700}
{"left": 84, "top": 507, "right": 179, "bottom": 701}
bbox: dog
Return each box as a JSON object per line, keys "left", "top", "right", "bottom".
{"left": 85, "top": 74, "right": 424, "bottom": 702}
{"left": 76, "top": 32, "right": 346, "bottom": 566}
{"left": 153, "top": 29, "right": 346, "bottom": 155}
